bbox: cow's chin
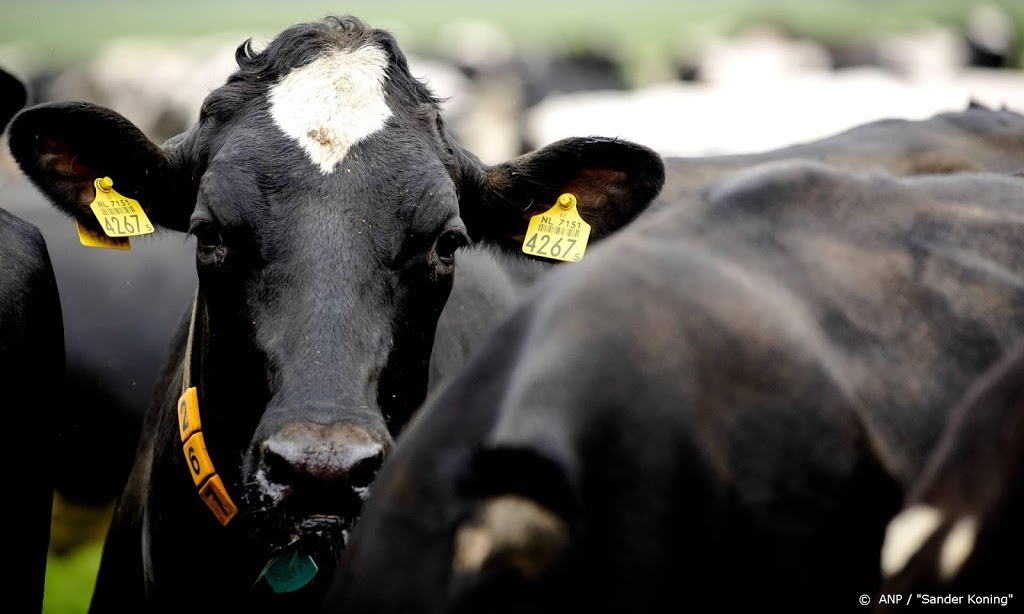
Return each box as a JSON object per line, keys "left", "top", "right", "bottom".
{"left": 255, "top": 511, "right": 355, "bottom": 561}
{"left": 243, "top": 470, "right": 371, "bottom": 557}
{"left": 233, "top": 508, "right": 356, "bottom": 603}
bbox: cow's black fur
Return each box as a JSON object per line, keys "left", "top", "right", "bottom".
{"left": 0, "top": 68, "right": 27, "bottom": 129}
{"left": 0, "top": 209, "right": 64, "bottom": 614}
{"left": 325, "top": 163, "right": 1024, "bottom": 614}
{"left": 1, "top": 67, "right": 64, "bottom": 614}
{"left": 7, "top": 16, "right": 663, "bottom": 614}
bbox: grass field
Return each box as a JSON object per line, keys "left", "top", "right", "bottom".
{"left": 44, "top": 543, "right": 102, "bottom": 614}
{"left": 16, "top": 1, "right": 1023, "bottom": 613}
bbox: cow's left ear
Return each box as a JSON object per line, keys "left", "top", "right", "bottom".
{"left": 460, "top": 137, "right": 665, "bottom": 252}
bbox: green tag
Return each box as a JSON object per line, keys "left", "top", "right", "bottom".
{"left": 255, "top": 552, "right": 318, "bottom": 594}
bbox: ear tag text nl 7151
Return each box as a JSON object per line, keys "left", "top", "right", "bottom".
{"left": 89, "top": 176, "right": 155, "bottom": 240}
{"left": 521, "top": 193, "right": 591, "bottom": 262}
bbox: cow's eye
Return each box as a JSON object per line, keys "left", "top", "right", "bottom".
{"left": 435, "top": 227, "right": 470, "bottom": 267}
{"left": 189, "top": 220, "right": 223, "bottom": 255}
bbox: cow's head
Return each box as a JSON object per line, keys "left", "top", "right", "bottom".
{"left": 7, "top": 15, "right": 662, "bottom": 577}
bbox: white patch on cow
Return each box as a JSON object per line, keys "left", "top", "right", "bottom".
{"left": 880, "top": 505, "right": 944, "bottom": 577}
{"left": 939, "top": 516, "right": 978, "bottom": 581}
{"left": 255, "top": 467, "right": 288, "bottom": 503}
{"left": 268, "top": 44, "right": 393, "bottom": 174}
{"left": 353, "top": 485, "right": 371, "bottom": 501}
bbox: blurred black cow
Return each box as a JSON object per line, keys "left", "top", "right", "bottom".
{"left": 1, "top": 67, "right": 65, "bottom": 614}
{"left": 325, "top": 162, "right": 1024, "bottom": 614}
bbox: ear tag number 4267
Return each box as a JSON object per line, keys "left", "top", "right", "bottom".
{"left": 89, "top": 177, "right": 155, "bottom": 239}
{"left": 521, "top": 193, "right": 591, "bottom": 262}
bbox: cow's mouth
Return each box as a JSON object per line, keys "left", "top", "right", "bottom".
{"left": 250, "top": 513, "right": 354, "bottom": 595}
{"left": 293, "top": 514, "right": 351, "bottom": 554}
{"left": 246, "top": 467, "right": 369, "bottom": 546}
{"left": 244, "top": 460, "right": 373, "bottom": 592}
{"left": 268, "top": 513, "right": 353, "bottom": 557}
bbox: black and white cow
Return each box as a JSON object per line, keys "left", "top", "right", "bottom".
{"left": 875, "top": 340, "right": 1024, "bottom": 610}
{"left": 7, "top": 16, "right": 663, "bottom": 613}
{"left": 1, "top": 67, "right": 65, "bottom": 614}
{"left": 19, "top": 93, "right": 1024, "bottom": 566}
{"left": 25, "top": 80, "right": 1024, "bottom": 563}
{"left": 324, "top": 162, "right": 1024, "bottom": 614}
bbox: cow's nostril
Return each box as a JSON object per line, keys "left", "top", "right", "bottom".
{"left": 345, "top": 445, "right": 384, "bottom": 489}
{"left": 262, "top": 443, "right": 298, "bottom": 487}
{"left": 258, "top": 424, "right": 388, "bottom": 502}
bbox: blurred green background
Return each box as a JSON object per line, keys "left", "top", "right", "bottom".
{"left": 3, "top": 1, "right": 1020, "bottom": 613}
{"left": 4, "top": 0, "right": 1023, "bottom": 78}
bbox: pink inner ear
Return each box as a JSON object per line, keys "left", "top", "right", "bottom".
{"left": 559, "top": 168, "right": 630, "bottom": 234}
{"left": 38, "top": 137, "right": 103, "bottom": 216}
{"left": 562, "top": 168, "right": 628, "bottom": 207}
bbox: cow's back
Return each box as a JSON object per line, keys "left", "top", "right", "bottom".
{"left": 659, "top": 105, "right": 1024, "bottom": 206}
{"left": 643, "top": 164, "right": 1024, "bottom": 485}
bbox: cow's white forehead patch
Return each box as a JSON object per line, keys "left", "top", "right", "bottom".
{"left": 269, "top": 44, "right": 392, "bottom": 174}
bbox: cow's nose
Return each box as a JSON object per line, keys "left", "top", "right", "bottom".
{"left": 259, "top": 423, "right": 387, "bottom": 508}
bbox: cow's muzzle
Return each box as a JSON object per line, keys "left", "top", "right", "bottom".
{"left": 256, "top": 422, "right": 387, "bottom": 510}
{"left": 247, "top": 421, "right": 389, "bottom": 554}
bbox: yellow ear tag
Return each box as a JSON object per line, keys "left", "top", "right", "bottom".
{"left": 76, "top": 221, "right": 130, "bottom": 250}
{"left": 521, "top": 193, "right": 591, "bottom": 262}
{"left": 89, "top": 177, "right": 155, "bottom": 238}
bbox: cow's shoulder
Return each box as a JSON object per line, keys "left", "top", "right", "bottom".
{"left": 0, "top": 207, "right": 56, "bottom": 313}
{"left": 0, "top": 206, "right": 50, "bottom": 267}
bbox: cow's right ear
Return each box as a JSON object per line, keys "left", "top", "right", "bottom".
{"left": 8, "top": 102, "right": 193, "bottom": 232}
{"left": 455, "top": 137, "right": 665, "bottom": 255}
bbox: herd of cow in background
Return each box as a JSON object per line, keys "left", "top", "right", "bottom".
{"left": 0, "top": 6, "right": 1022, "bottom": 614}
{"left": 2, "top": 2, "right": 1024, "bottom": 167}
